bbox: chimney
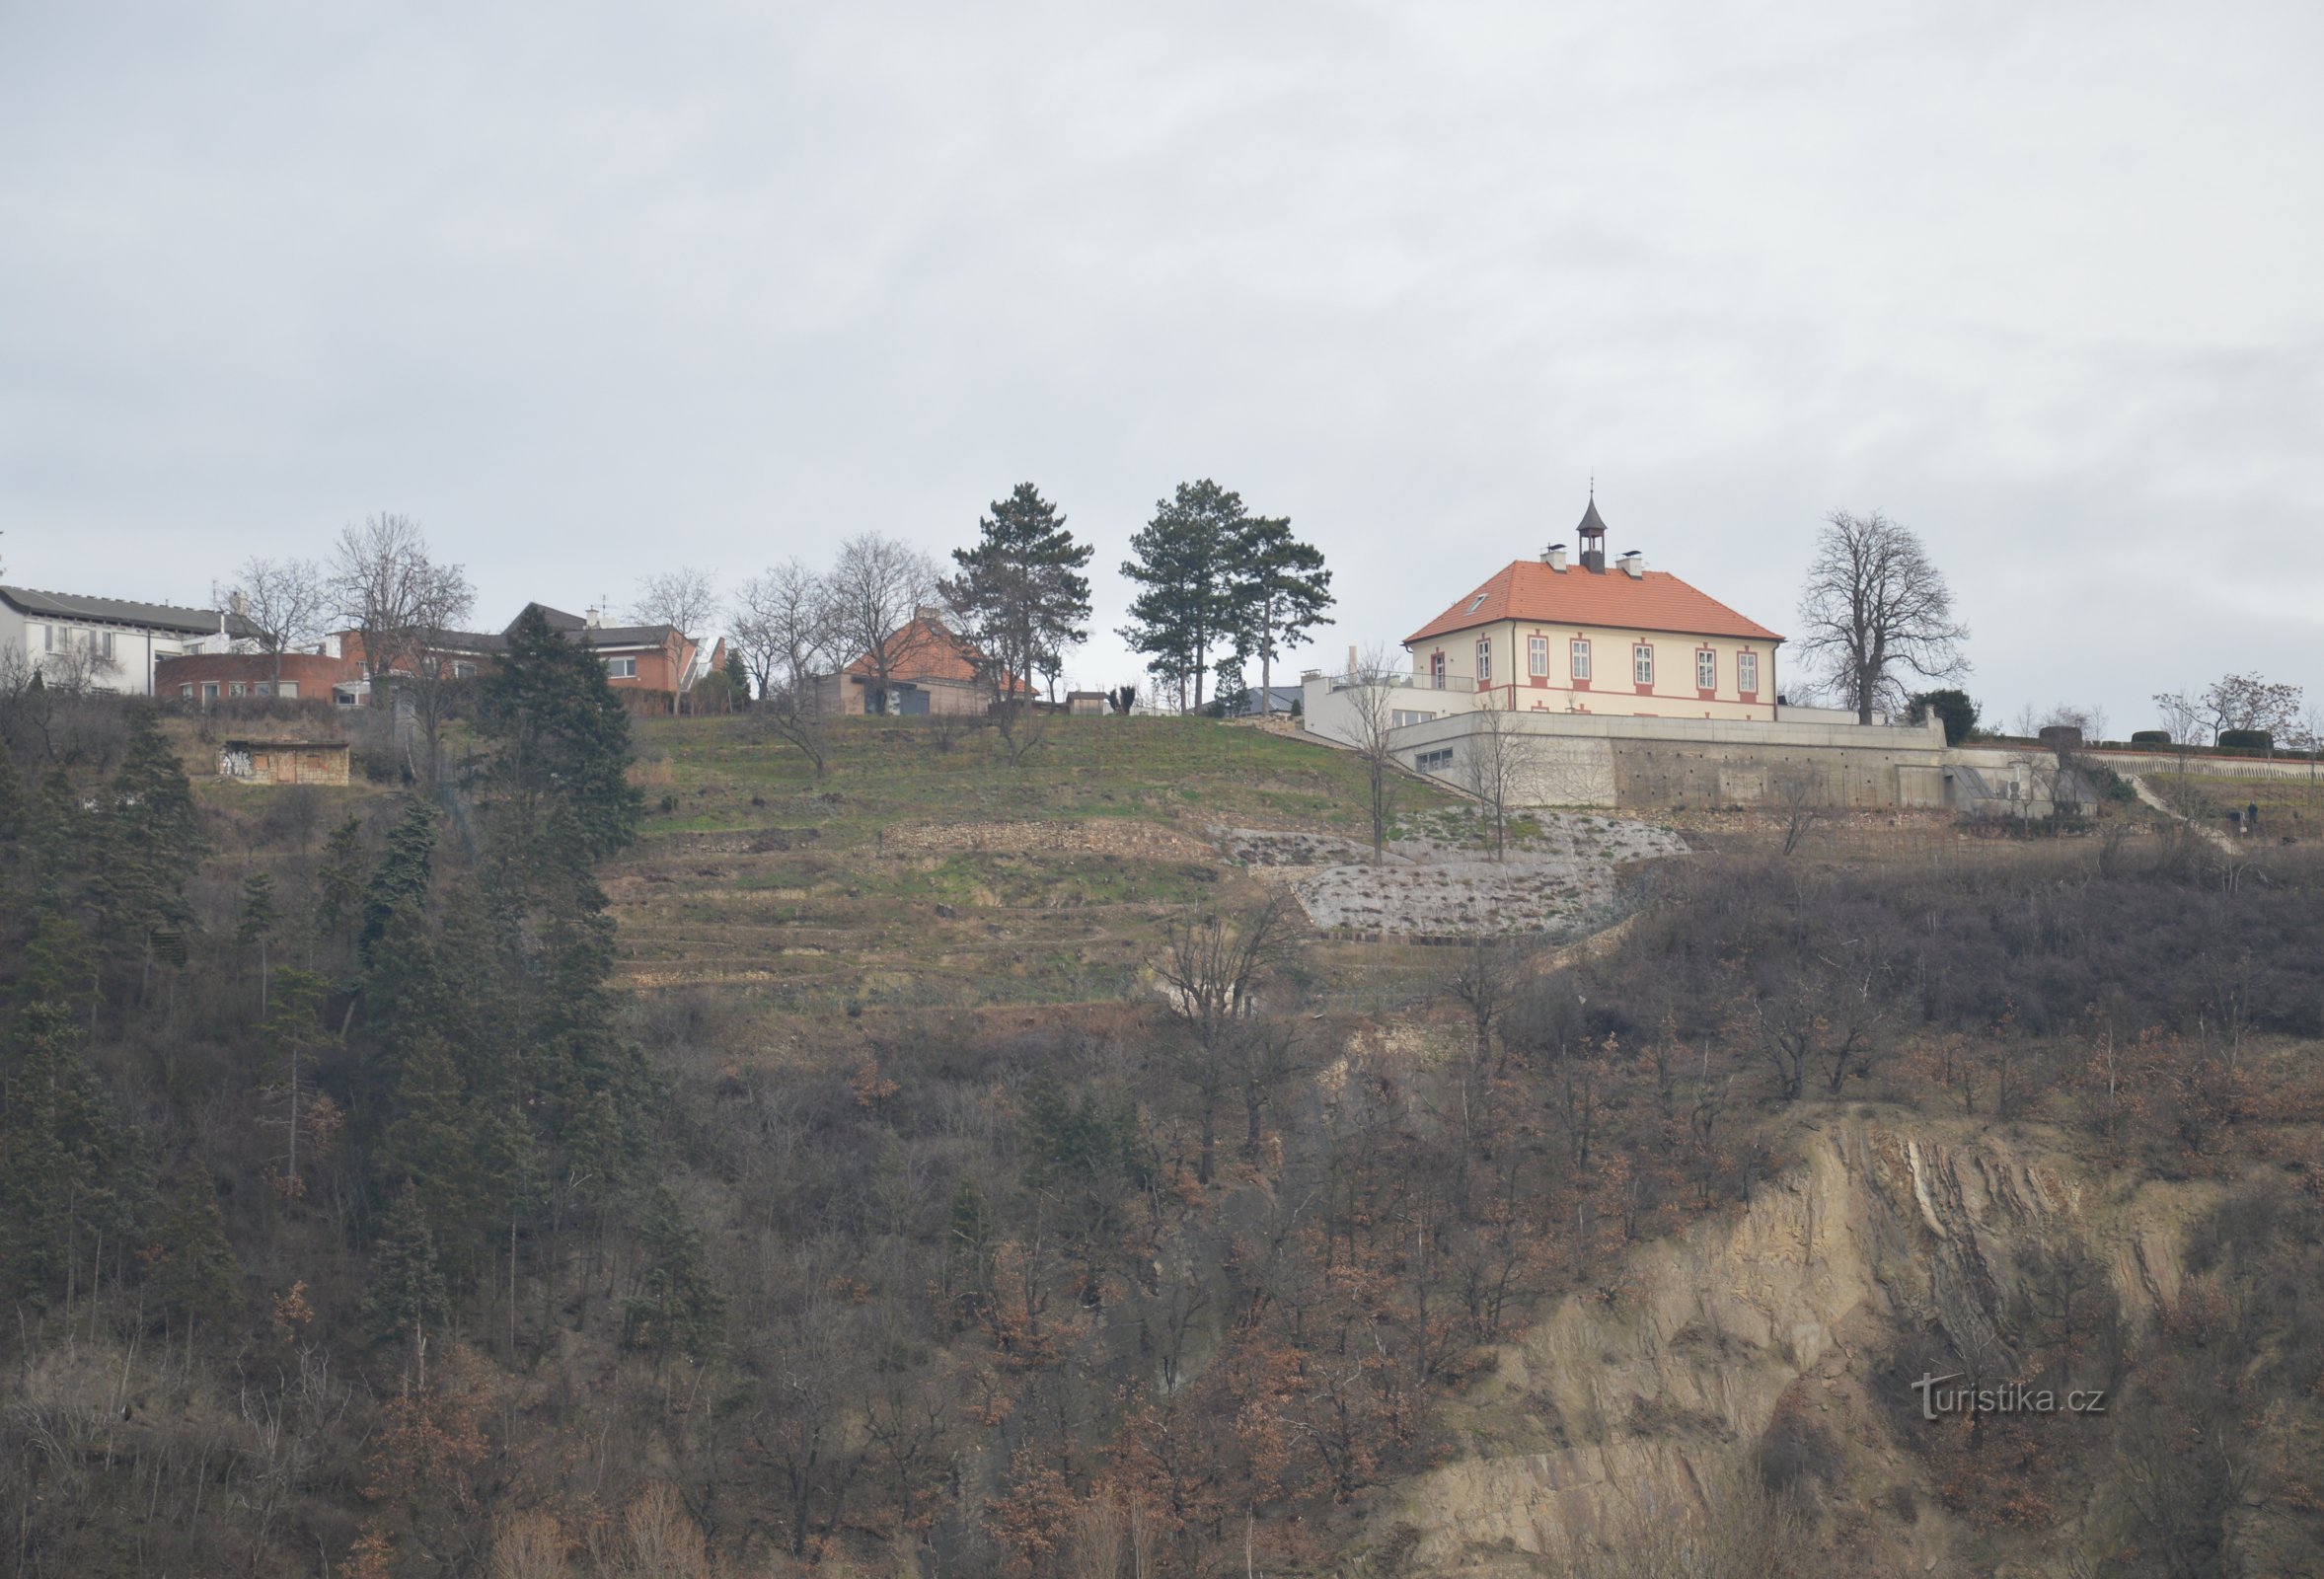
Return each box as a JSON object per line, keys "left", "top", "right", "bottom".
{"left": 585, "top": 606, "right": 603, "bottom": 629}
{"left": 1617, "top": 550, "right": 1645, "bottom": 579}
{"left": 915, "top": 604, "right": 947, "bottom": 628}
{"left": 1542, "top": 543, "right": 1568, "bottom": 572}
{"left": 1347, "top": 643, "right": 1359, "bottom": 678}
{"left": 229, "top": 590, "right": 249, "bottom": 619}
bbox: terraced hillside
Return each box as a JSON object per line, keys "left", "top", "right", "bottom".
{"left": 608, "top": 714, "right": 1688, "bottom": 1007}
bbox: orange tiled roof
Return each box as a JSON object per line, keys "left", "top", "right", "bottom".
{"left": 1405, "top": 561, "right": 1783, "bottom": 646}
{"left": 842, "top": 617, "right": 1019, "bottom": 688}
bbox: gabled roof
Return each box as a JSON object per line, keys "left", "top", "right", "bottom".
{"left": 503, "top": 604, "right": 682, "bottom": 651}
{"left": 1, "top": 584, "right": 226, "bottom": 636}
{"left": 1405, "top": 561, "right": 1783, "bottom": 645}
{"left": 841, "top": 616, "right": 1008, "bottom": 688}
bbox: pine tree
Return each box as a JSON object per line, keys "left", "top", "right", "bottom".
{"left": 1119, "top": 480, "right": 1248, "bottom": 711}
{"left": 723, "top": 644, "right": 750, "bottom": 695}
{"left": 96, "top": 709, "right": 206, "bottom": 996}
{"left": 0, "top": 1002, "right": 144, "bottom": 1306}
{"left": 360, "top": 799, "right": 437, "bottom": 957}
{"left": 27, "top": 770, "right": 89, "bottom": 909}
{"left": 478, "top": 604, "right": 642, "bottom": 875}
{"left": 625, "top": 1189, "right": 724, "bottom": 1361}
{"left": 153, "top": 1165, "right": 241, "bottom": 1330}
{"left": 1224, "top": 514, "right": 1334, "bottom": 714}
{"left": 17, "top": 910, "right": 100, "bottom": 1018}
{"left": 237, "top": 871, "right": 280, "bottom": 1014}
{"left": 363, "top": 1180, "right": 451, "bottom": 1348}
{"left": 315, "top": 814, "right": 366, "bottom": 948}
{"left": 381, "top": 1035, "right": 487, "bottom": 1276}
{"left": 260, "top": 968, "right": 335, "bottom": 1200}
{"left": 939, "top": 483, "right": 1094, "bottom": 701}
{"left": 0, "top": 740, "right": 24, "bottom": 853}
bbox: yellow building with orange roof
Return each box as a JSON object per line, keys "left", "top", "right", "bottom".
{"left": 1400, "top": 496, "right": 1784, "bottom": 721}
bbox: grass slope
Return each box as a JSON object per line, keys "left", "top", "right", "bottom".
{"left": 611, "top": 714, "right": 1462, "bottom": 1006}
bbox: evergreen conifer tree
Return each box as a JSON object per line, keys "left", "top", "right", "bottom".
{"left": 363, "top": 1180, "right": 451, "bottom": 1349}
{"left": 154, "top": 1165, "right": 241, "bottom": 1330}
{"left": 478, "top": 605, "right": 641, "bottom": 873}
{"left": 0, "top": 1002, "right": 145, "bottom": 1305}
{"left": 360, "top": 800, "right": 437, "bottom": 957}
{"left": 314, "top": 814, "right": 366, "bottom": 949}
{"left": 381, "top": 1034, "right": 486, "bottom": 1277}
{"left": 237, "top": 871, "right": 279, "bottom": 1013}
{"left": 1118, "top": 480, "right": 1247, "bottom": 711}
{"left": 1224, "top": 514, "right": 1334, "bottom": 714}
{"left": 940, "top": 483, "right": 1094, "bottom": 700}
{"left": 625, "top": 1189, "right": 724, "bottom": 1361}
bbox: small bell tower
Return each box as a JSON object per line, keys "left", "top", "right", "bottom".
{"left": 1576, "top": 489, "right": 1609, "bottom": 572}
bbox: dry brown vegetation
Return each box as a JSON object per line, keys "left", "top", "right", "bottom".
{"left": 5, "top": 695, "right": 2324, "bottom": 1576}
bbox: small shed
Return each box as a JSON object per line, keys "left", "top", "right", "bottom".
{"left": 220, "top": 738, "right": 351, "bottom": 787}
{"left": 1066, "top": 691, "right": 1109, "bottom": 716}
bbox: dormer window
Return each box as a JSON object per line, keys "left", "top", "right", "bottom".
{"left": 1465, "top": 592, "right": 1489, "bottom": 615}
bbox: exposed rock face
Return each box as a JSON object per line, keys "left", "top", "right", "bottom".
{"left": 1371, "top": 1115, "right": 2213, "bottom": 1577}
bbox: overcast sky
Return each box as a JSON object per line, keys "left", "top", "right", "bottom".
{"left": 4, "top": 1, "right": 2319, "bottom": 731}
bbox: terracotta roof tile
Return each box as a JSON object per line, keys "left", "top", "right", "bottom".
{"left": 1404, "top": 561, "right": 1782, "bottom": 646}
{"left": 842, "top": 617, "right": 998, "bottom": 686}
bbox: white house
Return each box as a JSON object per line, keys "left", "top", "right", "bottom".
{"left": 0, "top": 585, "right": 237, "bottom": 697}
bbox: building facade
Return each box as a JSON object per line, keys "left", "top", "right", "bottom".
{"left": 814, "top": 612, "right": 1004, "bottom": 716}
{"left": 1396, "top": 499, "right": 1782, "bottom": 723}
{"left": 1, "top": 585, "right": 236, "bottom": 696}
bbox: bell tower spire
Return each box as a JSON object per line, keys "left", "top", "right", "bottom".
{"left": 1576, "top": 490, "right": 1609, "bottom": 572}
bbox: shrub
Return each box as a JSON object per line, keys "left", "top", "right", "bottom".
{"left": 1908, "top": 689, "right": 1980, "bottom": 746}
{"left": 2132, "top": 730, "right": 2171, "bottom": 745}
{"left": 2218, "top": 729, "right": 2273, "bottom": 753}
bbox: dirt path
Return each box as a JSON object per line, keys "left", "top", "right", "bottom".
{"left": 2128, "top": 774, "right": 2237, "bottom": 853}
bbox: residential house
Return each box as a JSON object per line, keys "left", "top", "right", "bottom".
{"left": 813, "top": 610, "right": 1005, "bottom": 716}
{"left": 333, "top": 604, "right": 709, "bottom": 713}
{"left": 1395, "top": 496, "right": 1783, "bottom": 723}
{"left": 1, "top": 584, "right": 239, "bottom": 696}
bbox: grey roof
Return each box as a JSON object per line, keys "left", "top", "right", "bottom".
{"left": 503, "top": 603, "right": 677, "bottom": 648}
{"left": 1575, "top": 497, "right": 1609, "bottom": 539}
{"left": 1, "top": 584, "right": 225, "bottom": 636}
{"left": 576, "top": 625, "right": 677, "bottom": 648}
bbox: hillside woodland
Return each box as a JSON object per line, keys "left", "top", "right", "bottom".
{"left": 3, "top": 640, "right": 2323, "bottom": 1577}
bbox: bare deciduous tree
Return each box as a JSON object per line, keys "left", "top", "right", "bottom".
{"left": 2155, "top": 672, "right": 2304, "bottom": 751}
{"left": 823, "top": 534, "right": 939, "bottom": 715}
{"left": 330, "top": 514, "right": 460, "bottom": 684}
{"left": 630, "top": 565, "right": 719, "bottom": 639}
{"left": 1770, "top": 765, "right": 1828, "bottom": 857}
{"left": 1462, "top": 700, "right": 1537, "bottom": 860}
{"left": 729, "top": 560, "right": 830, "bottom": 705}
{"left": 223, "top": 557, "right": 328, "bottom": 689}
{"left": 1796, "top": 510, "right": 1970, "bottom": 724}
{"left": 1155, "top": 895, "right": 1299, "bottom": 1182}
{"left": 731, "top": 560, "right": 840, "bottom": 774}
{"left": 1344, "top": 645, "right": 1405, "bottom": 865}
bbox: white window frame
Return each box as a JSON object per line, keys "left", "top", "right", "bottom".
{"left": 1528, "top": 635, "right": 1548, "bottom": 678}
{"left": 605, "top": 656, "right": 637, "bottom": 679}
{"left": 1737, "top": 651, "right": 1760, "bottom": 694}
{"left": 1632, "top": 643, "right": 1655, "bottom": 686}
{"left": 1695, "top": 649, "right": 1717, "bottom": 691}
{"left": 1570, "top": 639, "right": 1591, "bottom": 681}
{"left": 1475, "top": 638, "right": 1492, "bottom": 687}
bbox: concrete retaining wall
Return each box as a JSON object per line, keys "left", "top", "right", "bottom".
{"left": 1302, "top": 691, "right": 2087, "bottom": 815}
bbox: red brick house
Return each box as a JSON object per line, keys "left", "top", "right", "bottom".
{"left": 157, "top": 649, "right": 364, "bottom": 705}
{"left": 813, "top": 613, "right": 1012, "bottom": 716}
